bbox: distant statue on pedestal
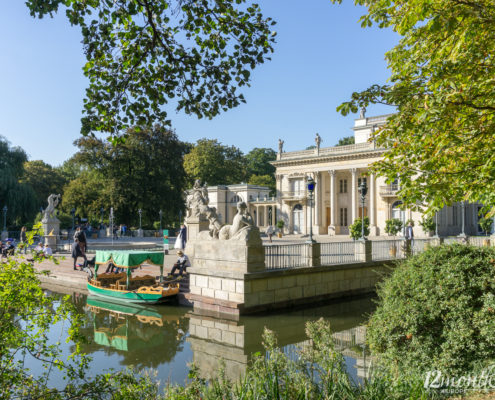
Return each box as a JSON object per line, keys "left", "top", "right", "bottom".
{"left": 315, "top": 133, "right": 322, "bottom": 151}
{"left": 43, "top": 194, "right": 61, "bottom": 222}
{"left": 359, "top": 106, "right": 366, "bottom": 119}
{"left": 278, "top": 139, "right": 284, "bottom": 154}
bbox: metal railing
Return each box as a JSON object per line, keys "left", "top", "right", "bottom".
{"left": 320, "top": 241, "right": 358, "bottom": 265}
{"left": 264, "top": 244, "right": 308, "bottom": 270}
{"left": 281, "top": 191, "right": 307, "bottom": 199}
{"left": 371, "top": 239, "right": 405, "bottom": 261}
{"left": 279, "top": 142, "right": 378, "bottom": 161}
{"left": 378, "top": 184, "right": 399, "bottom": 196}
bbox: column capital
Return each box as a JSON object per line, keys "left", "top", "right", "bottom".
{"left": 328, "top": 170, "right": 336, "bottom": 176}
{"left": 350, "top": 168, "right": 358, "bottom": 175}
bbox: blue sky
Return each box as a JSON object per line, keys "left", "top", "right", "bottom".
{"left": 0, "top": 1, "right": 397, "bottom": 166}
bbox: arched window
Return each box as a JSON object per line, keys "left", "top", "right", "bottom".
{"left": 230, "top": 194, "right": 242, "bottom": 203}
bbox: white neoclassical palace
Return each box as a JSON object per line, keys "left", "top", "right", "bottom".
{"left": 270, "top": 113, "right": 483, "bottom": 238}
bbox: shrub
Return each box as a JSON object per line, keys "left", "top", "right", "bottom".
{"left": 385, "top": 218, "right": 403, "bottom": 236}
{"left": 419, "top": 216, "right": 436, "bottom": 234}
{"left": 479, "top": 217, "right": 493, "bottom": 236}
{"left": 276, "top": 219, "right": 285, "bottom": 230}
{"left": 368, "top": 244, "right": 495, "bottom": 376}
{"left": 349, "top": 217, "right": 370, "bottom": 240}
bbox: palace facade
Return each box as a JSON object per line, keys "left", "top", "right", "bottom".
{"left": 271, "top": 114, "right": 483, "bottom": 238}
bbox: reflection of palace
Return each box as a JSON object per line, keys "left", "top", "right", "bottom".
{"left": 83, "top": 297, "right": 189, "bottom": 368}
{"left": 187, "top": 297, "right": 375, "bottom": 381}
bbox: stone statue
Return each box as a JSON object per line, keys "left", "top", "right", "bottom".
{"left": 359, "top": 106, "right": 366, "bottom": 119}
{"left": 186, "top": 179, "right": 223, "bottom": 238}
{"left": 43, "top": 194, "right": 61, "bottom": 221}
{"left": 219, "top": 201, "right": 256, "bottom": 241}
{"left": 186, "top": 179, "right": 209, "bottom": 218}
{"left": 315, "top": 133, "right": 322, "bottom": 150}
{"left": 278, "top": 139, "right": 284, "bottom": 154}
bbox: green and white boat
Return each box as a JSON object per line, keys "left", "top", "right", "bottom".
{"left": 87, "top": 250, "right": 179, "bottom": 304}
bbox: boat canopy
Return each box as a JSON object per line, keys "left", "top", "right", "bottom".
{"left": 95, "top": 250, "right": 164, "bottom": 269}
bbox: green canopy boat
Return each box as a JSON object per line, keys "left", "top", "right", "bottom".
{"left": 87, "top": 250, "right": 179, "bottom": 304}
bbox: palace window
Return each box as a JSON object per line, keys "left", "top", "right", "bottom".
{"left": 340, "top": 208, "right": 348, "bottom": 226}
{"left": 339, "top": 179, "right": 347, "bottom": 193}
{"left": 292, "top": 179, "right": 304, "bottom": 195}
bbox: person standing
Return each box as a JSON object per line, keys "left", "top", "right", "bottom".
{"left": 265, "top": 225, "right": 275, "bottom": 243}
{"left": 20, "top": 226, "right": 27, "bottom": 254}
{"left": 405, "top": 221, "right": 414, "bottom": 255}
{"left": 72, "top": 226, "right": 87, "bottom": 270}
{"left": 179, "top": 224, "right": 187, "bottom": 249}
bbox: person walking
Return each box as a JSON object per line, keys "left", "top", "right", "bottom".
{"left": 405, "top": 221, "right": 414, "bottom": 255}
{"left": 174, "top": 224, "right": 187, "bottom": 250}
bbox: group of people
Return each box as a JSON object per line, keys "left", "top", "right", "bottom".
{"left": 0, "top": 240, "right": 15, "bottom": 260}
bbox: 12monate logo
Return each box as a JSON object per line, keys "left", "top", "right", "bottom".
{"left": 424, "top": 365, "right": 495, "bottom": 394}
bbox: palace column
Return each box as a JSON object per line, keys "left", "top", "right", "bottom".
{"left": 328, "top": 170, "right": 336, "bottom": 235}
{"left": 351, "top": 168, "right": 357, "bottom": 223}
{"left": 313, "top": 172, "right": 321, "bottom": 234}
{"left": 264, "top": 205, "right": 269, "bottom": 227}
{"left": 369, "top": 173, "right": 377, "bottom": 236}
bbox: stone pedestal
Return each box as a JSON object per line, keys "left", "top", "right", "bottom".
{"left": 355, "top": 240, "right": 372, "bottom": 263}
{"left": 137, "top": 229, "right": 144, "bottom": 238}
{"left": 185, "top": 216, "right": 209, "bottom": 241}
{"left": 304, "top": 242, "right": 321, "bottom": 267}
{"left": 42, "top": 217, "right": 60, "bottom": 247}
{"left": 1, "top": 230, "right": 7, "bottom": 240}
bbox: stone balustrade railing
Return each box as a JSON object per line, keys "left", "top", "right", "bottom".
{"left": 279, "top": 142, "right": 377, "bottom": 161}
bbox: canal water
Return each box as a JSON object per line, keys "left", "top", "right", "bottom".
{"left": 40, "top": 286, "right": 375, "bottom": 388}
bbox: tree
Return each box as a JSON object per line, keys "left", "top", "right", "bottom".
{"left": 74, "top": 125, "right": 188, "bottom": 227}
{"left": 184, "top": 139, "right": 247, "bottom": 186}
{"left": 21, "top": 160, "right": 67, "bottom": 209}
{"left": 55, "top": 156, "right": 85, "bottom": 181}
{"left": 61, "top": 170, "right": 112, "bottom": 223}
{"left": 349, "top": 217, "right": 370, "bottom": 240}
{"left": 0, "top": 136, "right": 37, "bottom": 226}
{"left": 245, "top": 148, "right": 276, "bottom": 177}
{"left": 332, "top": 0, "right": 495, "bottom": 214}
{"left": 335, "top": 136, "right": 354, "bottom": 147}
{"left": 248, "top": 174, "right": 276, "bottom": 195}
{"left": 25, "top": 0, "right": 276, "bottom": 138}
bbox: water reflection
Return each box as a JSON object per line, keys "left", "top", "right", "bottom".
{"left": 187, "top": 297, "right": 375, "bottom": 382}
{"left": 42, "top": 284, "right": 375, "bottom": 385}
{"left": 79, "top": 297, "right": 190, "bottom": 369}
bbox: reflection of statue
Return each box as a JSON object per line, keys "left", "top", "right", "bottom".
{"left": 44, "top": 194, "right": 61, "bottom": 220}
{"left": 315, "top": 133, "right": 321, "bottom": 150}
{"left": 219, "top": 202, "right": 255, "bottom": 240}
{"left": 359, "top": 106, "right": 366, "bottom": 119}
{"left": 278, "top": 139, "right": 284, "bottom": 154}
{"left": 186, "top": 179, "right": 223, "bottom": 238}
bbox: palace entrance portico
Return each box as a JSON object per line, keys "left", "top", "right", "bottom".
{"left": 277, "top": 167, "right": 379, "bottom": 237}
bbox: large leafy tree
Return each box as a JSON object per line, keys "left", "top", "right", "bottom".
{"left": 333, "top": 0, "right": 495, "bottom": 214}
{"left": 21, "top": 160, "right": 67, "bottom": 209}
{"left": 183, "top": 138, "right": 247, "bottom": 186}
{"left": 74, "top": 125, "right": 188, "bottom": 227}
{"left": 25, "top": 0, "right": 276, "bottom": 138}
{"left": 0, "top": 136, "right": 37, "bottom": 226}
{"left": 245, "top": 147, "right": 276, "bottom": 177}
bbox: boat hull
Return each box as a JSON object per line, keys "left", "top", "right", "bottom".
{"left": 87, "top": 282, "right": 179, "bottom": 304}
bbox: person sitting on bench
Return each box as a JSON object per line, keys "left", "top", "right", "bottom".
{"left": 169, "top": 250, "right": 190, "bottom": 277}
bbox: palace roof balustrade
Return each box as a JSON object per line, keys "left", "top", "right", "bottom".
{"left": 379, "top": 184, "right": 399, "bottom": 197}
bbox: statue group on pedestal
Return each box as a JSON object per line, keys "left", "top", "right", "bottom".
{"left": 185, "top": 180, "right": 258, "bottom": 241}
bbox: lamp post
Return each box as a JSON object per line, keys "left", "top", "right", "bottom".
{"left": 2, "top": 206, "right": 7, "bottom": 232}
{"left": 306, "top": 176, "right": 316, "bottom": 243}
{"left": 179, "top": 209, "right": 182, "bottom": 225}
{"left": 100, "top": 207, "right": 104, "bottom": 225}
{"left": 71, "top": 208, "right": 76, "bottom": 232}
{"left": 435, "top": 211, "right": 439, "bottom": 237}
{"left": 110, "top": 207, "right": 114, "bottom": 245}
{"left": 358, "top": 181, "right": 368, "bottom": 240}
{"left": 138, "top": 209, "right": 142, "bottom": 230}
{"left": 159, "top": 209, "right": 163, "bottom": 232}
